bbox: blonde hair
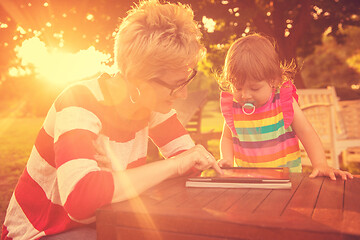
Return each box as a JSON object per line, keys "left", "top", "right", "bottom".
{"left": 218, "top": 33, "right": 296, "bottom": 91}
{"left": 114, "top": 0, "right": 205, "bottom": 83}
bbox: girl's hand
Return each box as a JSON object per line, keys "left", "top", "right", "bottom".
{"left": 217, "top": 158, "right": 233, "bottom": 168}
{"left": 175, "top": 145, "right": 223, "bottom": 175}
{"left": 309, "top": 166, "right": 354, "bottom": 180}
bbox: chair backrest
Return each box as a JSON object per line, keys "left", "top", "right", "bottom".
{"left": 297, "top": 87, "right": 337, "bottom": 107}
{"left": 297, "top": 87, "right": 339, "bottom": 169}
{"left": 173, "top": 90, "right": 209, "bottom": 133}
{"left": 297, "top": 86, "right": 345, "bottom": 137}
{"left": 338, "top": 100, "right": 360, "bottom": 139}
{"left": 299, "top": 103, "right": 338, "bottom": 168}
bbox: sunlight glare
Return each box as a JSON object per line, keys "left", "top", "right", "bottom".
{"left": 17, "top": 26, "right": 26, "bottom": 34}
{"left": 1, "top": 23, "right": 8, "bottom": 28}
{"left": 13, "top": 37, "right": 115, "bottom": 84}
{"left": 86, "top": 13, "right": 94, "bottom": 21}
{"left": 284, "top": 29, "right": 290, "bottom": 37}
{"left": 202, "top": 16, "right": 216, "bottom": 33}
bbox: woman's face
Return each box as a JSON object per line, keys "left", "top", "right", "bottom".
{"left": 231, "top": 80, "right": 273, "bottom": 108}
{"left": 141, "top": 67, "right": 196, "bottom": 113}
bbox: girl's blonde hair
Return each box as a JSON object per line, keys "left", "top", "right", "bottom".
{"left": 114, "top": 0, "right": 205, "bottom": 83}
{"left": 218, "top": 33, "right": 296, "bottom": 91}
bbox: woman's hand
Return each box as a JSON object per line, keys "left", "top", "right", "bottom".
{"left": 174, "top": 145, "right": 223, "bottom": 176}
{"left": 93, "top": 137, "right": 113, "bottom": 171}
{"left": 217, "top": 158, "right": 234, "bottom": 168}
{"left": 309, "top": 166, "right": 354, "bottom": 180}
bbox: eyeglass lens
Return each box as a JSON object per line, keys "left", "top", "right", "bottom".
{"left": 171, "top": 69, "right": 197, "bottom": 95}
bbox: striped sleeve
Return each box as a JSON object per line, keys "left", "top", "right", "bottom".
{"left": 53, "top": 86, "right": 114, "bottom": 220}
{"left": 149, "top": 110, "right": 194, "bottom": 158}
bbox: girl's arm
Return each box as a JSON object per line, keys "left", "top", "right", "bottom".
{"left": 291, "top": 99, "right": 353, "bottom": 180}
{"left": 218, "top": 122, "right": 235, "bottom": 167}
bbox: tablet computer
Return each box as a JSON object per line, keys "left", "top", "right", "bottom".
{"left": 186, "top": 167, "right": 291, "bottom": 189}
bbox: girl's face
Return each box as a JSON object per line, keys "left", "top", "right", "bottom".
{"left": 231, "top": 80, "right": 273, "bottom": 108}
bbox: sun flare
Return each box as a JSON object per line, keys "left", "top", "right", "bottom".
{"left": 10, "top": 37, "right": 116, "bottom": 84}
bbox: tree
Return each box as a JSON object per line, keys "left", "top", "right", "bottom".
{"left": 178, "top": 0, "right": 360, "bottom": 88}
{"left": 0, "top": 0, "right": 137, "bottom": 115}
{"left": 0, "top": 0, "right": 134, "bottom": 60}
{"left": 301, "top": 49, "right": 359, "bottom": 88}
{"left": 301, "top": 26, "right": 360, "bottom": 89}
{"left": 1, "top": 0, "right": 359, "bottom": 90}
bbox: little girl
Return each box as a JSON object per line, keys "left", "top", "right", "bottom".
{"left": 217, "top": 33, "right": 352, "bottom": 180}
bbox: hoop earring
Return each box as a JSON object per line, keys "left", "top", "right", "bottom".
{"left": 129, "top": 87, "right": 141, "bottom": 104}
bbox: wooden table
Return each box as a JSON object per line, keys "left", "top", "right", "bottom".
{"left": 96, "top": 173, "right": 360, "bottom": 240}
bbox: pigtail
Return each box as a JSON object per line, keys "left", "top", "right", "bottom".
{"left": 216, "top": 69, "right": 232, "bottom": 92}
{"left": 280, "top": 59, "right": 297, "bottom": 87}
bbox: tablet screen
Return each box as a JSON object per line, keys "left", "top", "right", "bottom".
{"left": 194, "top": 167, "right": 289, "bottom": 181}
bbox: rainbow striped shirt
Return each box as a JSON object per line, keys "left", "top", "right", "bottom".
{"left": 220, "top": 81, "right": 302, "bottom": 172}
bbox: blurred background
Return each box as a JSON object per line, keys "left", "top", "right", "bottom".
{"left": 0, "top": 0, "right": 359, "bottom": 117}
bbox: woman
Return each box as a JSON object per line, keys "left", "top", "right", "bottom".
{"left": 1, "top": 1, "right": 221, "bottom": 239}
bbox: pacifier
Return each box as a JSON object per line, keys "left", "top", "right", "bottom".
{"left": 242, "top": 102, "right": 255, "bottom": 115}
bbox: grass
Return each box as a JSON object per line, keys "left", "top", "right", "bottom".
{"left": 0, "top": 100, "right": 359, "bottom": 233}
{"left": 0, "top": 117, "right": 44, "bottom": 229}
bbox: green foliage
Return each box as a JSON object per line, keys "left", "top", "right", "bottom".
{"left": 344, "top": 26, "right": 360, "bottom": 73}
{"left": 300, "top": 26, "right": 360, "bottom": 89}
{"left": 1, "top": 0, "right": 360, "bottom": 113}
{"left": 348, "top": 54, "right": 360, "bottom": 73}
{"left": 0, "top": 78, "right": 63, "bottom": 117}
{"left": 301, "top": 51, "right": 359, "bottom": 88}
{"left": 182, "top": 0, "right": 360, "bottom": 88}
{"left": 188, "top": 57, "right": 223, "bottom": 100}
{"left": 188, "top": 70, "right": 220, "bottom": 100}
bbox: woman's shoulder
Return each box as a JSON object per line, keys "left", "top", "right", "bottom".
{"left": 53, "top": 76, "right": 106, "bottom": 117}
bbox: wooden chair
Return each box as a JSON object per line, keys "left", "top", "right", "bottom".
{"left": 299, "top": 103, "right": 338, "bottom": 168}
{"left": 342, "top": 147, "right": 360, "bottom": 166}
{"left": 173, "top": 90, "right": 221, "bottom": 149}
{"left": 337, "top": 100, "right": 360, "bottom": 166}
{"left": 173, "top": 90, "right": 208, "bottom": 135}
{"left": 297, "top": 87, "right": 360, "bottom": 169}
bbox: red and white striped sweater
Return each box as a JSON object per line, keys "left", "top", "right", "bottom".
{"left": 1, "top": 74, "right": 194, "bottom": 240}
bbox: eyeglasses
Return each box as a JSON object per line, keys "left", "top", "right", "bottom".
{"left": 150, "top": 69, "right": 197, "bottom": 96}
